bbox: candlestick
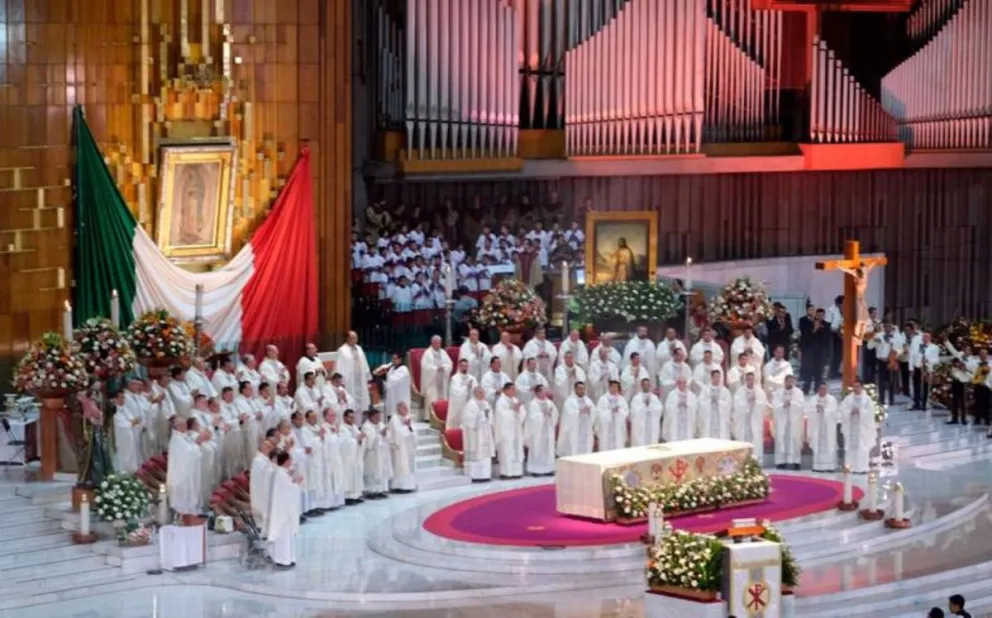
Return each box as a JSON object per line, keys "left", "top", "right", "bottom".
{"left": 842, "top": 466, "right": 853, "bottom": 504}
{"left": 685, "top": 257, "right": 693, "bottom": 290}
{"left": 194, "top": 284, "right": 204, "bottom": 320}
{"left": 110, "top": 289, "right": 121, "bottom": 327}
{"left": 892, "top": 482, "right": 904, "bottom": 520}
{"left": 63, "top": 300, "right": 73, "bottom": 341}
{"left": 561, "top": 261, "right": 569, "bottom": 296}
{"left": 867, "top": 473, "right": 877, "bottom": 511}
{"left": 444, "top": 264, "right": 454, "bottom": 300}
{"left": 157, "top": 483, "right": 169, "bottom": 526}
{"left": 80, "top": 492, "right": 91, "bottom": 536}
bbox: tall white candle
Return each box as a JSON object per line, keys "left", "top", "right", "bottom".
{"left": 893, "top": 483, "right": 904, "bottom": 520}
{"left": 157, "top": 484, "right": 169, "bottom": 526}
{"left": 444, "top": 264, "right": 454, "bottom": 300}
{"left": 63, "top": 300, "right": 73, "bottom": 341}
{"left": 561, "top": 261, "right": 569, "bottom": 295}
{"left": 194, "top": 284, "right": 204, "bottom": 320}
{"left": 842, "top": 465, "right": 853, "bottom": 504}
{"left": 110, "top": 289, "right": 121, "bottom": 327}
{"left": 685, "top": 257, "right": 693, "bottom": 290}
{"left": 867, "top": 473, "right": 878, "bottom": 511}
{"left": 80, "top": 493, "right": 91, "bottom": 536}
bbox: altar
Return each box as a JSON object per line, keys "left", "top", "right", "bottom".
{"left": 555, "top": 439, "right": 754, "bottom": 521}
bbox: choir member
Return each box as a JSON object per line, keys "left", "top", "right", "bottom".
{"left": 525, "top": 385, "right": 559, "bottom": 476}
{"left": 947, "top": 357, "right": 972, "bottom": 425}
{"left": 558, "top": 382, "right": 596, "bottom": 456}
{"left": 259, "top": 345, "right": 291, "bottom": 387}
{"left": 662, "top": 377, "right": 698, "bottom": 443}
{"left": 297, "top": 343, "right": 328, "bottom": 390}
{"left": 623, "top": 326, "right": 659, "bottom": 378}
{"left": 491, "top": 331, "right": 523, "bottom": 381}
{"left": 553, "top": 351, "right": 587, "bottom": 410}
{"left": 447, "top": 359, "right": 478, "bottom": 430}
{"left": 726, "top": 351, "right": 757, "bottom": 395}
{"left": 733, "top": 372, "right": 768, "bottom": 460}
{"left": 388, "top": 402, "right": 418, "bottom": 492}
{"left": 807, "top": 383, "right": 839, "bottom": 472}
{"left": 629, "top": 377, "right": 663, "bottom": 447}
{"left": 167, "top": 415, "right": 205, "bottom": 517}
{"left": 656, "top": 328, "right": 688, "bottom": 368}
{"left": 515, "top": 357, "right": 549, "bottom": 407}
{"left": 765, "top": 304, "right": 794, "bottom": 362}
{"left": 763, "top": 345, "right": 793, "bottom": 397}
{"left": 382, "top": 352, "right": 412, "bottom": 420}
{"left": 420, "top": 336, "right": 453, "bottom": 420}
{"left": 909, "top": 331, "right": 940, "bottom": 410}
{"left": 658, "top": 349, "right": 692, "bottom": 400}
{"left": 458, "top": 328, "right": 492, "bottom": 381}
{"left": 730, "top": 326, "right": 766, "bottom": 372}
{"left": 697, "top": 370, "right": 732, "bottom": 440}
{"left": 620, "top": 353, "right": 651, "bottom": 401}
{"left": 337, "top": 332, "right": 373, "bottom": 412}
{"left": 691, "top": 350, "right": 723, "bottom": 394}
{"left": 689, "top": 328, "right": 725, "bottom": 367}
{"left": 267, "top": 451, "right": 302, "bottom": 569}
{"left": 587, "top": 345, "right": 620, "bottom": 402}
{"left": 495, "top": 383, "right": 527, "bottom": 479}
{"left": 522, "top": 327, "right": 558, "bottom": 382}
{"left": 772, "top": 375, "right": 806, "bottom": 470}
{"left": 557, "top": 329, "right": 590, "bottom": 370}
{"left": 595, "top": 380, "right": 629, "bottom": 451}
{"left": 339, "top": 409, "right": 367, "bottom": 504}
{"left": 361, "top": 408, "right": 392, "bottom": 498}
{"left": 462, "top": 385, "right": 496, "bottom": 481}
{"left": 800, "top": 309, "right": 832, "bottom": 394}
{"left": 320, "top": 409, "right": 346, "bottom": 510}
{"left": 113, "top": 390, "right": 144, "bottom": 474}
{"left": 250, "top": 438, "right": 277, "bottom": 536}
{"left": 869, "top": 323, "right": 905, "bottom": 405}
{"left": 840, "top": 381, "right": 876, "bottom": 473}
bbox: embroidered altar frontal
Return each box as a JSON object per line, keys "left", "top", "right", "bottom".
{"left": 555, "top": 439, "right": 754, "bottom": 521}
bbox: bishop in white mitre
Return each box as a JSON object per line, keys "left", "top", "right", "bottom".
{"left": 320, "top": 409, "right": 346, "bottom": 510}
{"left": 388, "top": 402, "right": 418, "bottom": 492}
{"left": 250, "top": 438, "right": 277, "bottom": 536}
{"left": 594, "top": 380, "right": 629, "bottom": 451}
{"left": 697, "top": 369, "right": 732, "bottom": 440}
{"left": 620, "top": 352, "right": 652, "bottom": 401}
{"left": 658, "top": 349, "right": 693, "bottom": 400}
{"left": 732, "top": 372, "right": 768, "bottom": 460}
{"left": 337, "top": 332, "right": 372, "bottom": 412}
{"left": 522, "top": 327, "right": 558, "bottom": 383}
{"left": 458, "top": 328, "right": 492, "bottom": 381}
{"left": 807, "top": 383, "right": 839, "bottom": 472}
{"left": 629, "top": 378, "right": 663, "bottom": 446}
{"left": 339, "top": 410, "right": 367, "bottom": 503}
{"left": 591, "top": 335, "right": 622, "bottom": 367}
{"left": 772, "top": 375, "right": 806, "bottom": 469}
{"left": 297, "top": 343, "right": 328, "bottom": 390}
{"left": 726, "top": 351, "right": 758, "bottom": 395}
{"left": 623, "top": 326, "right": 659, "bottom": 378}
{"left": 361, "top": 408, "right": 392, "bottom": 497}
{"left": 167, "top": 416, "right": 204, "bottom": 516}
{"left": 557, "top": 329, "right": 589, "bottom": 371}
{"left": 689, "top": 329, "right": 725, "bottom": 367}
{"left": 558, "top": 382, "right": 596, "bottom": 456}
{"left": 447, "top": 359, "right": 478, "bottom": 430}
{"left": 495, "top": 383, "right": 527, "bottom": 479}
{"left": 730, "top": 326, "right": 766, "bottom": 373}
{"left": 587, "top": 346, "right": 620, "bottom": 402}
{"left": 691, "top": 350, "right": 724, "bottom": 395}
{"left": 553, "top": 351, "right": 587, "bottom": 410}
{"left": 420, "top": 336, "right": 453, "bottom": 420}
{"left": 525, "top": 385, "right": 559, "bottom": 476}
{"left": 490, "top": 331, "right": 523, "bottom": 381}
{"left": 656, "top": 328, "right": 688, "bottom": 369}
{"left": 662, "top": 378, "right": 698, "bottom": 442}
{"left": 259, "top": 345, "right": 291, "bottom": 387}
{"left": 266, "top": 451, "right": 302, "bottom": 568}
{"left": 515, "top": 356, "right": 550, "bottom": 407}
{"left": 112, "top": 391, "right": 144, "bottom": 474}
{"left": 461, "top": 385, "right": 496, "bottom": 481}
{"left": 383, "top": 352, "right": 412, "bottom": 421}
{"left": 763, "top": 345, "right": 794, "bottom": 397}
{"left": 840, "top": 381, "right": 876, "bottom": 473}
{"left": 481, "top": 357, "right": 510, "bottom": 408}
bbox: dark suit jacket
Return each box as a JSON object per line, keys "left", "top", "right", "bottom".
{"left": 766, "top": 314, "right": 794, "bottom": 353}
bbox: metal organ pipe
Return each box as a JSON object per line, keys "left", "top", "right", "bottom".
{"left": 373, "top": 3, "right": 404, "bottom": 130}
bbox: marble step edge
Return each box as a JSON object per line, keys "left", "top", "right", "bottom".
{"left": 0, "top": 544, "right": 101, "bottom": 570}
{"left": 0, "top": 569, "right": 142, "bottom": 610}
{"left": 14, "top": 482, "right": 75, "bottom": 505}
{"left": 103, "top": 535, "right": 242, "bottom": 574}
{"left": 0, "top": 554, "right": 109, "bottom": 591}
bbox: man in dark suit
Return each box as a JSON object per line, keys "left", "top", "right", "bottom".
{"left": 948, "top": 593, "right": 972, "bottom": 618}
{"left": 766, "top": 303, "right": 794, "bottom": 360}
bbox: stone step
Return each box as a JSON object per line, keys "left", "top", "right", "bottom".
{"left": 0, "top": 552, "right": 108, "bottom": 585}
{"left": 416, "top": 442, "right": 442, "bottom": 457}
{"left": 14, "top": 483, "right": 73, "bottom": 506}
{"left": 97, "top": 531, "right": 242, "bottom": 573}
{"left": 0, "top": 518, "right": 63, "bottom": 540}
{"left": 0, "top": 543, "right": 96, "bottom": 571}
{"left": 0, "top": 530, "right": 70, "bottom": 554}
{"left": 0, "top": 565, "right": 132, "bottom": 609}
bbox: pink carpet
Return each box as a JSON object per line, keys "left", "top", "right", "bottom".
{"left": 423, "top": 475, "right": 863, "bottom": 547}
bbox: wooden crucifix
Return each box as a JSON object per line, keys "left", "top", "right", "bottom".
{"left": 815, "top": 241, "right": 887, "bottom": 388}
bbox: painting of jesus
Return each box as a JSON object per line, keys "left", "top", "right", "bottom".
{"left": 585, "top": 211, "right": 659, "bottom": 285}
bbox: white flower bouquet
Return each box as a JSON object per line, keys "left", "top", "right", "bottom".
{"left": 94, "top": 473, "right": 151, "bottom": 525}
{"left": 646, "top": 527, "right": 724, "bottom": 592}
{"left": 707, "top": 276, "right": 773, "bottom": 326}
{"left": 126, "top": 309, "right": 194, "bottom": 364}
{"left": 13, "top": 332, "right": 89, "bottom": 395}
{"left": 74, "top": 317, "right": 136, "bottom": 378}
{"left": 573, "top": 281, "right": 681, "bottom": 325}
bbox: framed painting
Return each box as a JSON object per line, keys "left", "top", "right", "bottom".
{"left": 585, "top": 211, "right": 659, "bottom": 285}
{"left": 156, "top": 144, "right": 237, "bottom": 263}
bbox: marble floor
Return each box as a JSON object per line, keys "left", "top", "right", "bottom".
{"left": 4, "top": 392, "right": 992, "bottom": 618}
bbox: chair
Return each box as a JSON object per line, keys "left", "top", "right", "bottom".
{"left": 429, "top": 400, "right": 449, "bottom": 432}
{"left": 442, "top": 429, "right": 464, "bottom": 467}
{"left": 0, "top": 418, "right": 26, "bottom": 467}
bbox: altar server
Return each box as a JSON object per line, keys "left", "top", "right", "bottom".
{"left": 447, "top": 359, "right": 478, "bottom": 430}
{"left": 259, "top": 345, "right": 291, "bottom": 387}
{"left": 522, "top": 327, "right": 558, "bottom": 382}
{"left": 515, "top": 356, "right": 549, "bottom": 407}
{"left": 491, "top": 330, "right": 524, "bottom": 381}
{"left": 731, "top": 326, "right": 766, "bottom": 372}
{"left": 420, "top": 336, "right": 452, "bottom": 420}
{"left": 595, "top": 380, "right": 629, "bottom": 451}
{"left": 361, "top": 408, "right": 392, "bottom": 498}
{"left": 629, "top": 377, "right": 663, "bottom": 446}
{"left": 656, "top": 328, "right": 688, "bottom": 368}
{"left": 591, "top": 335, "right": 623, "bottom": 367}
{"left": 697, "top": 370, "right": 732, "bottom": 440}
{"left": 658, "top": 349, "right": 693, "bottom": 400}
{"left": 587, "top": 345, "right": 620, "bottom": 402}
{"left": 458, "top": 328, "right": 491, "bottom": 381}
{"left": 691, "top": 350, "right": 724, "bottom": 394}
{"left": 462, "top": 385, "right": 496, "bottom": 481}
{"left": 388, "top": 402, "right": 418, "bottom": 492}
{"left": 480, "top": 357, "right": 510, "bottom": 407}
{"left": 320, "top": 409, "right": 346, "bottom": 510}
{"left": 553, "top": 351, "right": 587, "bottom": 410}
{"left": 298, "top": 410, "right": 326, "bottom": 515}
{"left": 623, "top": 326, "right": 659, "bottom": 377}
{"left": 726, "top": 351, "right": 757, "bottom": 394}
{"left": 772, "top": 375, "right": 806, "bottom": 469}
{"left": 113, "top": 391, "right": 144, "bottom": 474}
{"left": 167, "top": 416, "right": 204, "bottom": 516}
{"left": 495, "top": 383, "right": 527, "bottom": 478}
{"left": 267, "top": 451, "right": 302, "bottom": 569}
{"left": 733, "top": 372, "right": 768, "bottom": 459}
{"left": 689, "top": 329, "right": 725, "bottom": 367}
{"left": 296, "top": 343, "right": 328, "bottom": 390}
{"left": 840, "top": 381, "right": 876, "bottom": 473}
{"left": 763, "top": 345, "right": 793, "bottom": 396}
{"left": 337, "top": 332, "right": 372, "bottom": 412}
{"left": 662, "top": 377, "right": 698, "bottom": 442}
{"left": 525, "top": 385, "right": 559, "bottom": 476}
{"left": 807, "top": 383, "right": 839, "bottom": 472}
{"left": 382, "top": 352, "right": 411, "bottom": 420}
{"left": 621, "top": 352, "right": 652, "bottom": 401}
{"left": 558, "top": 329, "right": 590, "bottom": 370}
{"left": 558, "top": 382, "right": 596, "bottom": 456}
{"left": 250, "top": 438, "right": 277, "bottom": 535}
{"left": 211, "top": 355, "right": 239, "bottom": 395}
{"left": 339, "top": 409, "right": 366, "bottom": 504}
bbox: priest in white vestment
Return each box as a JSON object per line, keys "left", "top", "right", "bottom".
{"left": 662, "top": 378, "right": 698, "bottom": 443}
{"left": 807, "top": 383, "right": 839, "bottom": 472}
{"left": 495, "top": 384, "right": 527, "bottom": 478}
{"left": 325, "top": 375, "right": 354, "bottom": 419}
{"left": 294, "top": 372, "right": 325, "bottom": 416}
{"left": 458, "top": 328, "right": 492, "bottom": 381}
{"left": 186, "top": 357, "right": 218, "bottom": 399}
{"left": 658, "top": 349, "right": 693, "bottom": 400}
{"left": 620, "top": 352, "right": 652, "bottom": 401}
{"left": 255, "top": 382, "right": 280, "bottom": 432}
{"left": 112, "top": 391, "right": 144, "bottom": 474}
{"left": 623, "top": 327, "right": 659, "bottom": 378}
{"left": 726, "top": 351, "right": 758, "bottom": 395}
{"left": 691, "top": 350, "right": 724, "bottom": 394}
{"left": 461, "top": 385, "right": 496, "bottom": 481}
{"left": 420, "top": 336, "right": 453, "bottom": 420}
{"left": 167, "top": 416, "right": 204, "bottom": 516}
{"left": 274, "top": 382, "right": 295, "bottom": 424}
{"left": 697, "top": 369, "right": 732, "bottom": 440}
{"left": 250, "top": 439, "right": 277, "bottom": 536}
{"left": 522, "top": 327, "right": 558, "bottom": 382}
{"left": 212, "top": 356, "right": 240, "bottom": 397}
{"left": 689, "top": 329, "right": 725, "bottom": 367}
{"left": 266, "top": 451, "right": 302, "bottom": 568}
{"left": 123, "top": 378, "right": 155, "bottom": 459}
{"left": 558, "top": 382, "right": 596, "bottom": 456}
{"left": 732, "top": 372, "right": 768, "bottom": 460}
{"left": 629, "top": 378, "right": 663, "bottom": 446}
{"left": 557, "top": 329, "right": 589, "bottom": 371}
{"left": 524, "top": 385, "right": 559, "bottom": 476}
{"left": 296, "top": 343, "right": 328, "bottom": 390}
{"left": 336, "top": 332, "right": 373, "bottom": 412}
{"left": 772, "top": 375, "right": 806, "bottom": 469}
{"left": 235, "top": 382, "right": 265, "bottom": 459}
{"left": 515, "top": 356, "right": 550, "bottom": 407}
{"left": 763, "top": 345, "right": 794, "bottom": 397}
{"left": 481, "top": 357, "right": 511, "bottom": 408}
{"left": 587, "top": 346, "right": 620, "bottom": 403}
{"left": 387, "top": 402, "right": 418, "bottom": 491}
{"left": 320, "top": 410, "right": 346, "bottom": 510}
{"left": 594, "top": 381, "right": 630, "bottom": 451}
{"left": 259, "top": 345, "right": 291, "bottom": 387}
{"left": 361, "top": 408, "right": 392, "bottom": 497}
{"left": 190, "top": 396, "right": 222, "bottom": 504}
{"left": 236, "top": 354, "right": 262, "bottom": 394}
{"left": 150, "top": 374, "right": 175, "bottom": 452}
{"left": 167, "top": 367, "right": 195, "bottom": 419}
{"left": 300, "top": 410, "right": 329, "bottom": 513}
{"left": 490, "top": 331, "right": 523, "bottom": 381}
{"left": 656, "top": 328, "right": 688, "bottom": 369}
{"left": 383, "top": 352, "right": 412, "bottom": 420}
{"left": 591, "top": 335, "right": 622, "bottom": 367}
{"left": 447, "top": 359, "right": 478, "bottom": 430}
{"left": 840, "top": 381, "right": 876, "bottom": 473}
{"left": 553, "top": 351, "right": 587, "bottom": 410}
{"left": 730, "top": 327, "right": 766, "bottom": 372}
{"left": 339, "top": 410, "right": 367, "bottom": 503}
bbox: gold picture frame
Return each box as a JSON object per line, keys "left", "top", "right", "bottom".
{"left": 156, "top": 144, "right": 237, "bottom": 264}
{"left": 585, "top": 211, "right": 659, "bottom": 285}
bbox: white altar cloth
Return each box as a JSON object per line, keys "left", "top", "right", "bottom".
{"left": 159, "top": 524, "right": 206, "bottom": 570}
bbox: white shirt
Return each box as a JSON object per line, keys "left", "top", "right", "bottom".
{"left": 825, "top": 305, "right": 843, "bottom": 332}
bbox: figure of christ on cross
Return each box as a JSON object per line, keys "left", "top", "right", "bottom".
{"left": 815, "top": 240, "right": 887, "bottom": 388}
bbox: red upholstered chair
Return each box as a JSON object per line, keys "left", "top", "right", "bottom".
{"left": 150, "top": 454, "right": 168, "bottom": 469}
{"left": 445, "top": 346, "right": 460, "bottom": 367}
{"left": 233, "top": 471, "right": 250, "bottom": 492}
{"left": 442, "top": 428, "right": 464, "bottom": 466}
{"left": 408, "top": 348, "right": 426, "bottom": 394}
{"left": 430, "top": 400, "right": 449, "bottom": 431}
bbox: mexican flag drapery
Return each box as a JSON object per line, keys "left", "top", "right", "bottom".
{"left": 72, "top": 105, "right": 318, "bottom": 358}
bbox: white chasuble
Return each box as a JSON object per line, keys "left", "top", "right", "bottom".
{"left": 339, "top": 423, "right": 366, "bottom": 499}
{"left": 730, "top": 336, "right": 766, "bottom": 373}
{"left": 446, "top": 372, "right": 478, "bottom": 430}
{"left": 553, "top": 364, "right": 586, "bottom": 410}
{"left": 557, "top": 395, "right": 596, "bottom": 456}
{"left": 319, "top": 424, "right": 346, "bottom": 509}
{"left": 807, "top": 394, "right": 839, "bottom": 472}
{"left": 525, "top": 398, "right": 559, "bottom": 475}
{"left": 458, "top": 341, "right": 492, "bottom": 381}
{"left": 266, "top": 467, "right": 301, "bottom": 566}
{"left": 732, "top": 386, "right": 768, "bottom": 459}
{"left": 495, "top": 395, "right": 527, "bottom": 478}
{"left": 656, "top": 338, "right": 688, "bottom": 368}
{"left": 335, "top": 345, "right": 372, "bottom": 412}
{"left": 300, "top": 423, "right": 327, "bottom": 507}
{"left": 557, "top": 337, "right": 589, "bottom": 370}
{"left": 296, "top": 355, "right": 327, "bottom": 391}
{"left": 361, "top": 420, "right": 392, "bottom": 494}
{"left": 522, "top": 339, "right": 557, "bottom": 382}
{"left": 763, "top": 359, "right": 794, "bottom": 396}
{"left": 259, "top": 357, "right": 291, "bottom": 387}
{"left": 620, "top": 363, "right": 651, "bottom": 401}
{"left": 294, "top": 384, "right": 323, "bottom": 415}
{"left": 697, "top": 385, "right": 732, "bottom": 440}
{"left": 113, "top": 403, "right": 143, "bottom": 474}
{"left": 211, "top": 369, "right": 239, "bottom": 398}
{"left": 623, "top": 337, "right": 659, "bottom": 378}
{"left": 420, "top": 348, "right": 453, "bottom": 419}
{"left": 480, "top": 370, "right": 510, "bottom": 408}
{"left": 726, "top": 365, "right": 757, "bottom": 395}
{"left": 658, "top": 361, "right": 692, "bottom": 400}
{"left": 461, "top": 399, "right": 496, "bottom": 480}
{"left": 384, "top": 364, "right": 412, "bottom": 418}
{"left": 629, "top": 391, "right": 663, "bottom": 446}
{"left": 387, "top": 413, "right": 418, "bottom": 490}
{"left": 515, "top": 370, "right": 549, "bottom": 407}
{"left": 167, "top": 432, "right": 203, "bottom": 515}
{"left": 691, "top": 362, "right": 724, "bottom": 394}
{"left": 662, "top": 390, "right": 698, "bottom": 443}
{"left": 840, "top": 393, "right": 876, "bottom": 473}
{"left": 491, "top": 343, "right": 523, "bottom": 381}
{"left": 594, "top": 394, "right": 629, "bottom": 451}
{"left": 249, "top": 453, "right": 275, "bottom": 535}
{"left": 587, "top": 359, "right": 619, "bottom": 402}
{"left": 772, "top": 387, "right": 806, "bottom": 465}
{"left": 689, "top": 340, "right": 724, "bottom": 367}
{"left": 167, "top": 380, "right": 195, "bottom": 419}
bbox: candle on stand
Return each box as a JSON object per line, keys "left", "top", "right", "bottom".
{"left": 157, "top": 483, "right": 169, "bottom": 526}
{"left": 866, "top": 473, "right": 878, "bottom": 511}
{"left": 444, "top": 264, "right": 454, "bottom": 300}
{"left": 80, "top": 492, "right": 91, "bottom": 536}
{"left": 110, "top": 289, "right": 121, "bottom": 328}
{"left": 62, "top": 300, "right": 73, "bottom": 341}
{"left": 194, "top": 284, "right": 204, "bottom": 320}
{"left": 842, "top": 465, "right": 853, "bottom": 504}
{"left": 685, "top": 257, "right": 693, "bottom": 290}
{"left": 561, "top": 261, "right": 569, "bottom": 296}
{"left": 892, "top": 482, "right": 904, "bottom": 520}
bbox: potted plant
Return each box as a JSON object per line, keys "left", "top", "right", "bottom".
{"left": 127, "top": 309, "right": 194, "bottom": 370}
{"left": 474, "top": 278, "right": 547, "bottom": 344}
{"left": 573, "top": 281, "right": 681, "bottom": 336}
{"left": 94, "top": 473, "right": 151, "bottom": 542}
{"left": 708, "top": 276, "right": 773, "bottom": 337}
{"left": 646, "top": 528, "right": 725, "bottom": 600}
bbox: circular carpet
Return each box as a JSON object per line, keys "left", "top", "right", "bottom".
{"left": 423, "top": 475, "right": 863, "bottom": 547}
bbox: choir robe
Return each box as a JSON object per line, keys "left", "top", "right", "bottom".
{"left": 623, "top": 336, "right": 659, "bottom": 379}
{"left": 697, "top": 385, "right": 733, "bottom": 440}
{"left": 320, "top": 424, "right": 346, "bottom": 508}
{"left": 840, "top": 393, "right": 876, "bottom": 473}
{"left": 591, "top": 344, "right": 622, "bottom": 367}
{"left": 726, "top": 364, "right": 757, "bottom": 395}
{"left": 689, "top": 339, "right": 725, "bottom": 367}
{"left": 491, "top": 342, "right": 523, "bottom": 381}
{"left": 480, "top": 370, "right": 510, "bottom": 407}
{"left": 557, "top": 336, "right": 589, "bottom": 370}
{"left": 387, "top": 413, "right": 418, "bottom": 491}
{"left": 339, "top": 423, "right": 366, "bottom": 499}
{"left": 266, "top": 467, "right": 301, "bottom": 566}
{"left": 732, "top": 386, "right": 768, "bottom": 459}
{"left": 662, "top": 390, "right": 698, "bottom": 443}
{"left": 525, "top": 397, "right": 559, "bottom": 475}
{"left": 656, "top": 338, "right": 688, "bottom": 369}
{"left": 658, "top": 360, "right": 692, "bottom": 400}
{"left": 294, "top": 384, "right": 324, "bottom": 414}
{"left": 259, "top": 358, "right": 291, "bottom": 387}
{"left": 587, "top": 358, "right": 619, "bottom": 402}
{"left": 620, "top": 364, "right": 651, "bottom": 401}
{"left": 187, "top": 367, "right": 217, "bottom": 399}
{"left": 553, "top": 364, "right": 586, "bottom": 410}
{"left": 691, "top": 362, "right": 724, "bottom": 395}
{"left": 514, "top": 370, "right": 549, "bottom": 407}
{"left": 150, "top": 383, "right": 175, "bottom": 452}
{"left": 249, "top": 453, "right": 276, "bottom": 535}
{"left": 219, "top": 402, "right": 246, "bottom": 479}
{"left": 113, "top": 402, "right": 144, "bottom": 474}
{"left": 236, "top": 365, "right": 262, "bottom": 394}
{"left": 807, "top": 394, "right": 839, "bottom": 472}
{"left": 446, "top": 372, "right": 478, "bottom": 430}
{"left": 420, "top": 347, "right": 453, "bottom": 420}
{"left": 730, "top": 336, "right": 766, "bottom": 372}
{"left": 763, "top": 359, "right": 793, "bottom": 396}
{"left": 296, "top": 354, "right": 328, "bottom": 390}
{"left": 494, "top": 394, "right": 527, "bottom": 477}
{"left": 461, "top": 398, "right": 496, "bottom": 480}
{"left": 772, "top": 386, "right": 806, "bottom": 466}
{"left": 123, "top": 390, "right": 155, "bottom": 460}
{"left": 361, "top": 420, "right": 392, "bottom": 494}
{"left": 211, "top": 369, "right": 239, "bottom": 397}
{"left": 594, "top": 394, "right": 629, "bottom": 451}
{"left": 629, "top": 391, "right": 663, "bottom": 446}
{"left": 384, "top": 364, "right": 412, "bottom": 418}
{"left": 522, "top": 338, "right": 558, "bottom": 382}
{"left": 167, "top": 380, "right": 195, "bottom": 419}
{"left": 235, "top": 395, "right": 265, "bottom": 458}
{"left": 335, "top": 345, "right": 372, "bottom": 411}
{"left": 167, "top": 431, "right": 203, "bottom": 515}
{"left": 458, "top": 341, "right": 492, "bottom": 381}
{"left": 557, "top": 395, "right": 596, "bottom": 456}
{"left": 301, "top": 423, "right": 328, "bottom": 508}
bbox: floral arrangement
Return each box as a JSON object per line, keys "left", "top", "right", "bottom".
{"left": 73, "top": 317, "right": 136, "bottom": 378}
{"left": 609, "top": 457, "right": 769, "bottom": 520}
{"left": 928, "top": 318, "right": 992, "bottom": 408}
{"left": 708, "top": 276, "right": 774, "bottom": 326}
{"left": 12, "top": 332, "right": 89, "bottom": 394}
{"left": 646, "top": 526, "right": 724, "bottom": 592}
{"left": 840, "top": 383, "right": 887, "bottom": 424}
{"left": 572, "top": 281, "right": 681, "bottom": 325}
{"left": 474, "top": 278, "right": 547, "bottom": 330}
{"left": 127, "top": 309, "right": 194, "bottom": 361}
{"left": 94, "top": 473, "right": 151, "bottom": 525}
{"left": 759, "top": 523, "right": 801, "bottom": 588}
